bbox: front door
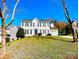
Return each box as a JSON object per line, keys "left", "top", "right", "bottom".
{"left": 35, "top": 29, "right": 38, "bottom": 35}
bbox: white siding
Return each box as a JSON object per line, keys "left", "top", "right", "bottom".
{"left": 21, "top": 18, "right": 58, "bottom": 36}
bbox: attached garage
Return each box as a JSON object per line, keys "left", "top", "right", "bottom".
{"left": 50, "top": 29, "right": 58, "bottom": 36}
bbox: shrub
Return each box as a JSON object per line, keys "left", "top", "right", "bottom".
{"left": 16, "top": 28, "right": 25, "bottom": 39}
{"left": 65, "top": 24, "right": 72, "bottom": 35}
{"left": 47, "top": 34, "right": 51, "bottom": 36}
{"left": 38, "top": 33, "right": 42, "bottom": 36}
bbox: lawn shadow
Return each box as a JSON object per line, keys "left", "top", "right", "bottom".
{"left": 45, "top": 36, "right": 77, "bottom": 43}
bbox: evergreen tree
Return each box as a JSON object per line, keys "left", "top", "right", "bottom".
{"left": 16, "top": 28, "right": 25, "bottom": 39}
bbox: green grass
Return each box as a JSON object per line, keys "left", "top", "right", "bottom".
{"left": 7, "top": 36, "right": 77, "bottom": 59}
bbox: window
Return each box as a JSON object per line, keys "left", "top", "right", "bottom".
{"left": 38, "top": 23, "right": 39, "bottom": 27}
{"left": 22, "top": 22, "right": 24, "bottom": 26}
{"left": 45, "top": 22, "right": 46, "bottom": 27}
{"left": 48, "top": 30, "right": 49, "bottom": 34}
{"left": 30, "top": 29, "right": 32, "bottom": 34}
{"left": 30, "top": 22, "right": 32, "bottom": 26}
{"left": 43, "top": 30, "right": 44, "bottom": 34}
{"left": 25, "top": 22, "right": 29, "bottom": 26}
{"left": 25, "top": 29, "right": 26, "bottom": 34}
{"left": 40, "top": 29, "right": 41, "bottom": 33}
{"left": 40, "top": 23, "right": 41, "bottom": 27}
{"left": 47, "top": 22, "right": 49, "bottom": 27}
{"left": 45, "top": 30, "right": 46, "bottom": 34}
{"left": 26, "top": 29, "right": 29, "bottom": 34}
{"left": 43, "top": 23, "right": 44, "bottom": 27}
{"left": 33, "top": 23, "right": 34, "bottom": 27}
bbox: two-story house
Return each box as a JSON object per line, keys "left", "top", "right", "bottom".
{"left": 21, "top": 18, "right": 58, "bottom": 36}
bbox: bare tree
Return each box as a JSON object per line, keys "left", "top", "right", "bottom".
{"left": 0, "top": 0, "right": 20, "bottom": 55}
{"left": 61, "top": 0, "right": 77, "bottom": 42}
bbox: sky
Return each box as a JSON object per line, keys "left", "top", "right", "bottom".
{"left": 0, "top": 0, "right": 78, "bottom": 26}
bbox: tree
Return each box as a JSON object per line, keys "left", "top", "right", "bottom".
{"left": 55, "top": 22, "right": 66, "bottom": 35}
{"left": 50, "top": 19, "right": 57, "bottom": 24}
{"left": 65, "top": 23, "right": 72, "bottom": 35}
{"left": 16, "top": 28, "right": 25, "bottom": 39}
{"left": 61, "top": 0, "right": 77, "bottom": 42}
{"left": 0, "top": 0, "right": 20, "bottom": 55}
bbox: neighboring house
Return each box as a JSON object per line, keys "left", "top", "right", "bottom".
{"left": 0, "top": 28, "right": 11, "bottom": 42}
{"left": 9, "top": 26, "right": 19, "bottom": 41}
{"left": 0, "top": 26, "right": 19, "bottom": 42}
{"left": 21, "top": 18, "right": 58, "bottom": 36}
{"left": 72, "top": 20, "right": 78, "bottom": 30}
{"left": 72, "top": 20, "right": 78, "bottom": 38}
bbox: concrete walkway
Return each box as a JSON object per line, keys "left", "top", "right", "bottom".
{"left": 59, "top": 36, "right": 73, "bottom": 39}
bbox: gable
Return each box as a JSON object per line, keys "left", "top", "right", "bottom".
{"left": 32, "top": 18, "right": 39, "bottom": 23}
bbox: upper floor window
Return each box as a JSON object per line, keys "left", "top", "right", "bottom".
{"left": 38, "top": 23, "right": 39, "bottom": 27}
{"left": 43, "top": 23, "right": 44, "bottom": 27}
{"left": 40, "top": 23, "right": 41, "bottom": 27}
{"left": 25, "top": 22, "right": 29, "bottom": 26}
{"left": 30, "top": 22, "right": 32, "bottom": 26}
{"left": 45, "top": 22, "right": 46, "bottom": 27}
{"left": 47, "top": 22, "right": 50, "bottom": 27}
{"left": 33, "top": 23, "right": 34, "bottom": 27}
{"left": 22, "top": 22, "right": 23, "bottom": 26}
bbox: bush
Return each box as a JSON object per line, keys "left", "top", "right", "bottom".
{"left": 16, "top": 28, "right": 25, "bottom": 39}
{"left": 58, "top": 29, "right": 66, "bottom": 35}
{"left": 38, "top": 33, "right": 42, "bottom": 36}
{"left": 65, "top": 24, "right": 72, "bottom": 35}
{"left": 47, "top": 34, "right": 51, "bottom": 36}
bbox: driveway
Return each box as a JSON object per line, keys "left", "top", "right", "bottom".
{"left": 59, "top": 36, "right": 73, "bottom": 39}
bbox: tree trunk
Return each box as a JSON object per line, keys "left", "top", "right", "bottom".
{"left": 61, "top": 0, "right": 76, "bottom": 42}
{"left": 1, "top": 18, "right": 6, "bottom": 55}
{"left": 70, "top": 24, "right": 76, "bottom": 42}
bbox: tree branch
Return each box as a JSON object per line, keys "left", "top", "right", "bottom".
{"left": 0, "top": 8, "right": 3, "bottom": 18}
{"left": 5, "top": 0, "right": 20, "bottom": 28}
{"left": 61, "top": 0, "right": 72, "bottom": 24}
{"left": 2, "top": 0, "right": 9, "bottom": 17}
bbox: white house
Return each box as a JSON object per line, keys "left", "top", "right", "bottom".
{"left": 21, "top": 18, "right": 58, "bottom": 36}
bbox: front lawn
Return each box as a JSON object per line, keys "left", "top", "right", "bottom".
{"left": 2, "top": 36, "right": 78, "bottom": 59}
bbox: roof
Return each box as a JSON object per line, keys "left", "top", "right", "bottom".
{"left": 22, "top": 18, "right": 51, "bottom": 22}
{"left": 72, "top": 20, "right": 77, "bottom": 23}
{"left": 22, "top": 19, "right": 32, "bottom": 22}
